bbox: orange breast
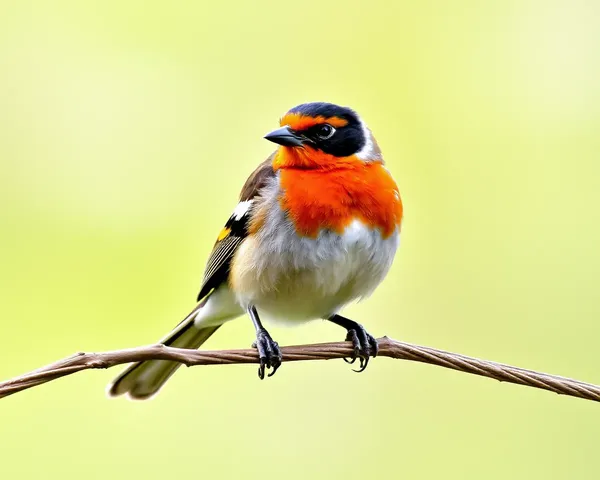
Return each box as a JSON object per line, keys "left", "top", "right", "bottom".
{"left": 278, "top": 162, "right": 403, "bottom": 238}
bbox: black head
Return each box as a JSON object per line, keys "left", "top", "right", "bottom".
{"left": 265, "top": 102, "right": 367, "bottom": 157}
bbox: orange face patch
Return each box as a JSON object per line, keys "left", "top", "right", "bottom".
{"left": 279, "top": 113, "right": 348, "bottom": 131}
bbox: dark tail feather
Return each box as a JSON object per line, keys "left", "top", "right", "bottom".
{"left": 107, "top": 306, "right": 220, "bottom": 400}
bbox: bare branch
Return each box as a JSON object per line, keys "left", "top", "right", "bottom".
{"left": 1, "top": 337, "right": 598, "bottom": 402}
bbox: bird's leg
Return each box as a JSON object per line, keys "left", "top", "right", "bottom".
{"left": 248, "top": 306, "right": 282, "bottom": 379}
{"left": 327, "top": 314, "right": 379, "bottom": 373}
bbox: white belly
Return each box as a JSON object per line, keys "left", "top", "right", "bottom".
{"left": 230, "top": 217, "right": 399, "bottom": 325}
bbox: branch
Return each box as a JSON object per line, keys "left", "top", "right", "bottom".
{"left": 1, "top": 336, "right": 599, "bottom": 402}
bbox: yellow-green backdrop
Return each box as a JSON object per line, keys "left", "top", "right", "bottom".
{"left": 1, "top": 1, "right": 599, "bottom": 478}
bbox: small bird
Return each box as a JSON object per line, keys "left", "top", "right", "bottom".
{"left": 108, "top": 102, "right": 403, "bottom": 399}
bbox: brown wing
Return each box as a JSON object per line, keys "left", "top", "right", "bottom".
{"left": 196, "top": 155, "right": 276, "bottom": 301}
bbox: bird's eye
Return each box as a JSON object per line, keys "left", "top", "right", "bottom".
{"left": 315, "top": 124, "right": 335, "bottom": 140}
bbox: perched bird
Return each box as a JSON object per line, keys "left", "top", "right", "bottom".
{"left": 108, "top": 102, "right": 403, "bottom": 399}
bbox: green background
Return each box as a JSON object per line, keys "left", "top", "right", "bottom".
{"left": 1, "top": 1, "right": 599, "bottom": 478}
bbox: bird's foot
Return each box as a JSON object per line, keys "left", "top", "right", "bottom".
{"left": 252, "top": 329, "right": 282, "bottom": 379}
{"left": 343, "top": 325, "right": 379, "bottom": 373}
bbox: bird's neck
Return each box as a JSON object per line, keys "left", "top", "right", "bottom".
{"left": 273, "top": 146, "right": 361, "bottom": 170}
{"left": 277, "top": 162, "right": 403, "bottom": 239}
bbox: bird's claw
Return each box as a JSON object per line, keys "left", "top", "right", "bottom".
{"left": 253, "top": 330, "right": 282, "bottom": 379}
{"left": 344, "top": 326, "right": 378, "bottom": 373}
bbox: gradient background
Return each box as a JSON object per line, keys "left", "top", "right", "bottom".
{"left": 1, "top": 1, "right": 600, "bottom": 478}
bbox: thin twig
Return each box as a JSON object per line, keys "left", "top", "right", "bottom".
{"left": 0, "top": 337, "right": 598, "bottom": 402}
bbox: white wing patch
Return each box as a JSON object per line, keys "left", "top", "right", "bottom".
{"left": 233, "top": 200, "right": 254, "bottom": 220}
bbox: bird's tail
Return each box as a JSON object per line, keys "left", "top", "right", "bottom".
{"left": 107, "top": 300, "right": 220, "bottom": 400}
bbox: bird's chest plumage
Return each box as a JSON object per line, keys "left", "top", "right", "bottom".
{"left": 277, "top": 164, "right": 402, "bottom": 239}
{"left": 230, "top": 167, "right": 401, "bottom": 323}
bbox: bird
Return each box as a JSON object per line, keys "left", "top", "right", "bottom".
{"left": 108, "top": 102, "right": 403, "bottom": 399}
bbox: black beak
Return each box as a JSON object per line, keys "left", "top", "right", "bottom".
{"left": 264, "top": 126, "right": 304, "bottom": 147}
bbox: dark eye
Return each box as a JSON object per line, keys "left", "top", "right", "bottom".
{"left": 315, "top": 124, "right": 335, "bottom": 140}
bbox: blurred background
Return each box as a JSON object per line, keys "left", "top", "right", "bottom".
{"left": 1, "top": 0, "right": 600, "bottom": 478}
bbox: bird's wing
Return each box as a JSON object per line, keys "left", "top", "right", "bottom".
{"left": 196, "top": 155, "right": 276, "bottom": 301}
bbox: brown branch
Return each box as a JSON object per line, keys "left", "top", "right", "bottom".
{"left": 1, "top": 336, "right": 599, "bottom": 402}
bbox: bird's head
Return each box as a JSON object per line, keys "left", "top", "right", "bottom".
{"left": 265, "top": 102, "right": 382, "bottom": 169}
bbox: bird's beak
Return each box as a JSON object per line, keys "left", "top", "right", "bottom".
{"left": 264, "top": 126, "right": 304, "bottom": 147}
